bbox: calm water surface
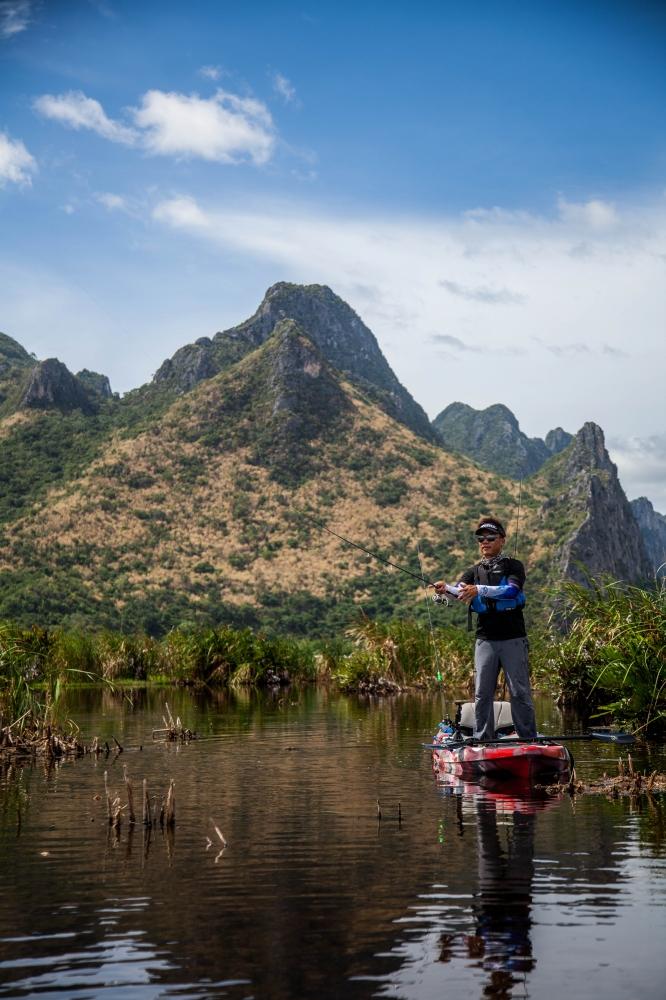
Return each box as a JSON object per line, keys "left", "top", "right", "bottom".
{"left": 0, "top": 688, "right": 664, "bottom": 999}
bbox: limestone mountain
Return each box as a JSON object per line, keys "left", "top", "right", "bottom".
{"left": 76, "top": 369, "right": 114, "bottom": 399}
{"left": 153, "top": 282, "right": 435, "bottom": 441}
{"left": 531, "top": 422, "right": 652, "bottom": 592}
{"left": 20, "top": 358, "right": 99, "bottom": 415}
{"left": 544, "top": 427, "right": 573, "bottom": 455}
{"left": 0, "top": 321, "right": 528, "bottom": 633}
{"left": 0, "top": 291, "right": 654, "bottom": 635}
{"left": 630, "top": 497, "right": 666, "bottom": 575}
{"left": 0, "top": 332, "right": 37, "bottom": 416}
{"left": 432, "top": 401, "right": 572, "bottom": 478}
{"left": 0, "top": 334, "right": 113, "bottom": 421}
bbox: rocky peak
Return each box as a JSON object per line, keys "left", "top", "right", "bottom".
{"left": 0, "top": 333, "right": 38, "bottom": 413}
{"left": 153, "top": 337, "right": 217, "bottom": 393}
{"left": 0, "top": 332, "right": 34, "bottom": 370}
{"left": 630, "top": 497, "right": 666, "bottom": 575}
{"left": 432, "top": 401, "right": 551, "bottom": 477}
{"left": 76, "top": 369, "right": 114, "bottom": 399}
{"left": 229, "top": 283, "right": 436, "bottom": 440}
{"left": 563, "top": 421, "right": 614, "bottom": 476}
{"left": 266, "top": 319, "right": 350, "bottom": 423}
{"left": 152, "top": 283, "right": 434, "bottom": 440}
{"left": 542, "top": 422, "right": 652, "bottom": 585}
{"left": 19, "top": 359, "right": 96, "bottom": 415}
{"left": 232, "top": 319, "right": 354, "bottom": 486}
{"left": 545, "top": 426, "right": 572, "bottom": 455}
{"left": 268, "top": 319, "right": 330, "bottom": 401}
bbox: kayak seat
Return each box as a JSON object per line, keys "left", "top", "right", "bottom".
{"left": 454, "top": 700, "right": 515, "bottom": 737}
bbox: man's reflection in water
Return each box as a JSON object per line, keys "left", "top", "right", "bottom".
{"left": 439, "top": 795, "right": 537, "bottom": 999}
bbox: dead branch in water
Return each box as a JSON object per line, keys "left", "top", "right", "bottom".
{"left": 103, "top": 774, "right": 176, "bottom": 836}
{"left": 0, "top": 715, "right": 101, "bottom": 760}
{"left": 152, "top": 702, "right": 196, "bottom": 742}
{"left": 123, "top": 764, "right": 135, "bottom": 825}
{"left": 209, "top": 818, "right": 227, "bottom": 862}
{"left": 539, "top": 756, "right": 666, "bottom": 798}
{"left": 164, "top": 780, "right": 176, "bottom": 828}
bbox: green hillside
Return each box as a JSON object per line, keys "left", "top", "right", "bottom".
{"left": 0, "top": 286, "right": 651, "bottom": 636}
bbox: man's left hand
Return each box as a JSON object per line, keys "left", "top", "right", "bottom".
{"left": 457, "top": 583, "right": 478, "bottom": 605}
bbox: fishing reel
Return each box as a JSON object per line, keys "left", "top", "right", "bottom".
{"left": 432, "top": 592, "right": 450, "bottom": 606}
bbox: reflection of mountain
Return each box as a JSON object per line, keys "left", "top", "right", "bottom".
{"left": 1, "top": 691, "right": 664, "bottom": 999}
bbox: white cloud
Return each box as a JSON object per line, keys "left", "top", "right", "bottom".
{"left": 0, "top": 130, "right": 36, "bottom": 186}
{"left": 151, "top": 193, "right": 666, "bottom": 472}
{"left": 557, "top": 196, "right": 619, "bottom": 230}
{"left": 34, "top": 90, "right": 138, "bottom": 144}
{"left": 273, "top": 72, "right": 296, "bottom": 103}
{"left": 34, "top": 87, "right": 277, "bottom": 166}
{"left": 608, "top": 434, "right": 666, "bottom": 513}
{"left": 439, "top": 279, "right": 526, "bottom": 304}
{"left": 0, "top": 0, "right": 32, "bottom": 38}
{"left": 96, "top": 192, "right": 127, "bottom": 211}
{"left": 199, "top": 65, "right": 223, "bottom": 81}
{"left": 153, "top": 195, "right": 210, "bottom": 230}
{"left": 134, "top": 89, "right": 275, "bottom": 164}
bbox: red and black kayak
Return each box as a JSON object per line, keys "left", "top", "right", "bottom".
{"left": 431, "top": 732, "right": 573, "bottom": 782}
{"left": 430, "top": 701, "right": 573, "bottom": 783}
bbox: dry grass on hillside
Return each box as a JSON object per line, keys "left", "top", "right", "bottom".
{"left": 0, "top": 410, "right": 36, "bottom": 441}
{"left": 1, "top": 375, "right": 548, "bottom": 609}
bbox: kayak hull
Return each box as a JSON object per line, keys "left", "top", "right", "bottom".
{"left": 432, "top": 735, "right": 572, "bottom": 783}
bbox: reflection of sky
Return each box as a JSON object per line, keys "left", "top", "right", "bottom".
{"left": 0, "top": 897, "right": 251, "bottom": 998}
{"left": 359, "top": 807, "right": 666, "bottom": 1000}
{"left": 1, "top": 692, "right": 665, "bottom": 999}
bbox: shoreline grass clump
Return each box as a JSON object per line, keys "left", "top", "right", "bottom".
{"left": 1, "top": 575, "right": 664, "bottom": 734}
{"left": 336, "top": 617, "right": 473, "bottom": 693}
{"left": 160, "top": 625, "right": 319, "bottom": 687}
{"left": 539, "top": 577, "right": 666, "bottom": 737}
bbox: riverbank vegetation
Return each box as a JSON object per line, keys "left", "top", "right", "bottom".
{"left": 1, "top": 577, "right": 664, "bottom": 735}
{"left": 545, "top": 578, "right": 666, "bottom": 736}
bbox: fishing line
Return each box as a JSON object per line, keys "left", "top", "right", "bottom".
{"left": 294, "top": 508, "right": 436, "bottom": 586}
{"left": 417, "top": 540, "right": 444, "bottom": 683}
{"left": 512, "top": 478, "right": 523, "bottom": 557}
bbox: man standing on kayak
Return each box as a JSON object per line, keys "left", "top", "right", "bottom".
{"left": 435, "top": 517, "right": 537, "bottom": 741}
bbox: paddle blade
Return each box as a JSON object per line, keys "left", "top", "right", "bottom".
{"left": 589, "top": 730, "right": 635, "bottom": 744}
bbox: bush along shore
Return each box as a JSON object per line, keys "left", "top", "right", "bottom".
{"left": 0, "top": 577, "right": 664, "bottom": 737}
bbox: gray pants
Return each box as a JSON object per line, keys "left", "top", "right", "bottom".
{"left": 475, "top": 637, "right": 536, "bottom": 740}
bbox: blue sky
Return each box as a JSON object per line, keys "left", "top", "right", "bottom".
{"left": 1, "top": 0, "right": 665, "bottom": 508}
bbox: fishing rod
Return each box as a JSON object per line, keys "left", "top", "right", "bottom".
{"left": 423, "top": 729, "right": 635, "bottom": 748}
{"left": 294, "top": 509, "right": 438, "bottom": 587}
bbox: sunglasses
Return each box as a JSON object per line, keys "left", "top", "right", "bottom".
{"left": 475, "top": 533, "right": 500, "bottom": 542}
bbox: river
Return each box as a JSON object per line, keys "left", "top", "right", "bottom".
{"left": 0, "top": 688, "right": 664, "bottom": 999}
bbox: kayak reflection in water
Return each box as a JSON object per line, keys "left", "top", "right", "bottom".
{"left": 439, "top": 798, "right": 536, "bottom": 998}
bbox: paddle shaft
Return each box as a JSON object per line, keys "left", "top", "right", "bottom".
{"left": 425, "top": 731, "right": 634, "bottom": 748}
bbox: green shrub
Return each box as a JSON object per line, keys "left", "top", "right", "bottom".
{"left": 336, "top": 617, "right": 473, "bottom": 691}
{"left": 533, "top": 577, "right": 666, "bottom": 736}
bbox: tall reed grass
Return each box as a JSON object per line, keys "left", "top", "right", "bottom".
{"left": 338, "top": 618, "right": 474, "bottom": 691}
{"left": 542, "top": 577, "right": 666, "bottom": 735}
{"left": 0, "top": 623, "right": 99, "bottom": 728}
{"left": 2, "top": 575, "right": 664, "bottom": 734}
